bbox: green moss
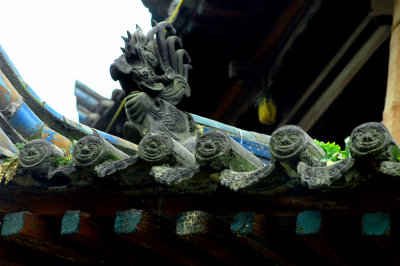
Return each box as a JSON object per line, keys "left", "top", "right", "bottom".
{"left": 15, "top": 142, "right": 25, "bottom": 149}
{"left": 52, "top": 156, "right": 73, "bottom": 168}
{"left": 103, "top": 152, "right": 120, "bottom": 162}
{"left": 391, "top": 145, "right": 400, "bottom": 162}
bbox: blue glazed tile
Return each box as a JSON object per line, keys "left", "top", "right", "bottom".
{"left": 75, "top": 88, "right": 99, "bottom": 109}
{"left": 1, "top": 212, "right": 27, "bottom": 237}
{"left": 362, "top": 212, "right": 391, "bottom": 236}
{"left": 231, "top": 212, "right": 255, "bottom": 235}
{"left": 296, "top": 210, "right": 322, "bottom": 235}
{"left": 9, "top": 103, "right": 43, "bottom": 138}
{"left": 61, "top": 210, "right": 81, "bottom": 235}
{"left": 114, "top": 209, "right": 142, "bottom": 234}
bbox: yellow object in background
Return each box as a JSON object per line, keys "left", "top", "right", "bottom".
{"left": 258, "top": 97, "right": 277, "bottom": 125}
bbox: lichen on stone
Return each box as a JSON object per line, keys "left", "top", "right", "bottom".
{"left": 0, "top": 156, "right": 19, "bottom": 185}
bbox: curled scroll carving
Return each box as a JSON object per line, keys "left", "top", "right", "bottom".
{"left": 297, "top": 158, "right": 354, "bottom": 189}
{"left": 270, "top": 125, "right": 325, "bottom": 177}
{"left": 110, "top": 22, "right": 197, "bottom": 144}
{"left": 73, "top": 133, "right": 129, "bottom": 168}
{"left": 220, "top": 163, "right": 275, "bottom": 191}
{"left": 151, "top": 165, "right": 200, "bottom": 186}
{"left": 380, "top": 161, "right": 400, "bottom": 176}
{"left": 19, "top": 139, "right": 64, "bottom": 168}
{"left": 349, "top": 122, "right": 392, "bottom": 158}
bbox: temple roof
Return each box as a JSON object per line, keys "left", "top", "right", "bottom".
{"left": 0, "top": 2, "right": 399, "bottom": 263}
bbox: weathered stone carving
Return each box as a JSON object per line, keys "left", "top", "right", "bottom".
{"left": 195, "top": 130, "right": 264, "bottom": 171}
{"left": 219, "top": 164, "right": 275, "bottom": 191}
{"left": 18, "top": 139, "right": 65, "bottom": 174}
{"left": 138, "top": 131, "right": 174, "bottom": 164}
{"left": 379, "top": 161, "right": 400, "bottom": 176}
{"left": 151, "top": 165, "right": 200, "bottom": 186}
{"left": 95, "top": 156, "right": 139, "bottom": 178}
{"left": 297, "top": 158, "right": 354, "bottom": 189}
{"left": 138, "top": 132, "right": 195, "bottom": 166}
{"left": 349, "top": 122, "right": 394, "bottom": 159}
{"left": 137, "top": 131, "right": 197, "bottom": 185}
{"left": 72, "top": 133, "right": 129, "bottom": 168}
{"left": 110, "top": 22, "right": 197, "bottom": 144}
{"left": 348, "top": 122, "right": 400, "bottom": 176}
{"left": 270, "top": 125, "right": 325, "bottom": 177}
{"left": 194, "top": 130, "right": 267, "bottom": 190}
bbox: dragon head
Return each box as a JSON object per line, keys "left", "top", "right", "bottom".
{"left": 110, "top": 22, "right": 192, "bottom": 104}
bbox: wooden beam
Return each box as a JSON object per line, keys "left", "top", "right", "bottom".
{"left": 61, "top": 210, "right": 151, "bottom": 265}
{"left": 0, "top": 238, "right": 71, "bottom": 265}
{"left": 295, "top": 210, "right": 351, "bottom": 265}
{"left": 251, "top": 0, "right": 306, "bottom": 61}
{"left": 1, "top": 212, "right": 102, "bottom": 263}
{"left": 361, "top": 212, "right": 400, "bottom": 263}
{"left": 298, "top": 25, "right": 390, "bottom": 131}
{"left": 176, "top": 211, "right": 235, "bottom": 263}
{"left": 277, "top": 13, "right": 372, "bottom": 127}
{"left": 230, "top": 212, "right": 294, "bottom": 265}
{"left": 383, "top": 0, "right": 400, "bottom": 142}
{"left": 176, "top": 211, "right": 271, "bottom": 264}
{"left": 201, "top": 6, "right": 244, "bottom": 18}
{"left": 114, "top": 209, "right": 213, "bottom": 265}
{"left": 0, "top": 189, "right": 400, "bottom": 216}
{"left": 209, "top": 0, "right": 309, "bottom": 122}
{"left": 211, "top": 80, "right": 244, "bottom": 121}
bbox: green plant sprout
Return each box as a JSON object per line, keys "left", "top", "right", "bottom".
{"left": 314, "top": 137, "right": 350, "bottom": 164}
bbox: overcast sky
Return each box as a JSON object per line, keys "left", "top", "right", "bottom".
{"left": 0, "top": 0, "right": 152, "bottom": 121}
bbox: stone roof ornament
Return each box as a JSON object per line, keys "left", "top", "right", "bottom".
{"left": 0, "top": 23, "right": 399, "bottom": 193}
{"left": 110, "top": 22, "right": 195, "bottom": 145}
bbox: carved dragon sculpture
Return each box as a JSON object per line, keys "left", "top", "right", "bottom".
{"left": 110, "top": 22, "right": 197, "bottom": 147}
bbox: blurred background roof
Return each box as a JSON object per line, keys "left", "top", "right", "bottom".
{"left": 139, "top": 0, "right": 392, "bottom": 144}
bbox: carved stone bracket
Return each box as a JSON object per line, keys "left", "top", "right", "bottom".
{"left": 270, "top": 125, "right": 326, "bottom": 177}
{"left": 218, "top": 125, "right": 329, "bottom": 191}
{"left": 18, "top": 139, "right": 65, "bottom": 176}
{"left": 72, "top": 132, "right": 129, "bottom": 168}
{"left": 349, "top": 122, "right": 397, "bottom": 160}
{"left": 195, "top": 130, "right": 264, "bottom": 171}
{"left": 151, "top": 165, "right": 200, "bottom": 186}
{"left": 219, "top": 164, "right": 275, "bottom": 191}
{"left": 138, "top": 131, "right": 195, "bottom": 166}
{"left": 138, "top": 131, "right": 197, "bottom": 185}
{"left": 348, "top": 122, "right": 400, "bottom": 177}
{"left": 297, "top": 158, "right": 355, "bottom": 189}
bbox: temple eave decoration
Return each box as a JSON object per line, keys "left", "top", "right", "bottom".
{"left": 0, "top": 15, "right": 399, "bottom": 264}
{"left": 0, "top": 23, "right": 398, "bottom": 195}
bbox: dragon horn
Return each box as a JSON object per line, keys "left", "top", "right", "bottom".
{"left": 120, "top": 47, "right": 129, "bottom": 54}
{"left": 121, "top": 36, "right": 129, "bottom": 44}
